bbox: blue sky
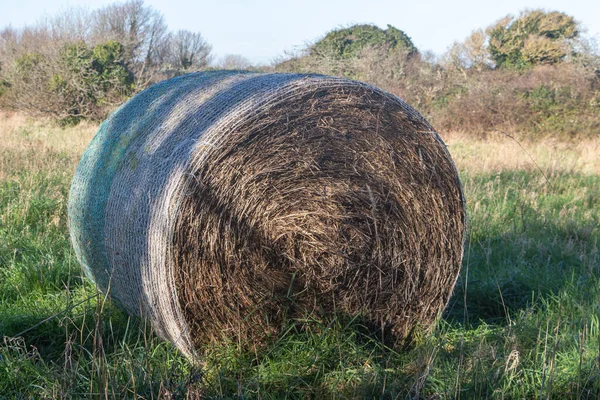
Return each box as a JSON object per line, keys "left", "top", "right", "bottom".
{"left": 1, "top": 0, "right": 598, "bottom": 65}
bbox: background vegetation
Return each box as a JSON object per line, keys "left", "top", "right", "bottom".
{"left": 0, "top": 2, "right": 599, "bottom": 398}
{"left": 1, "top": 4, "right": 599, "bottom": 137}
{"left": 0, "top": 0, "right": 211, "bottom": 124}
{"left": 275, "top": 10, "right": 600, "bottom": 139}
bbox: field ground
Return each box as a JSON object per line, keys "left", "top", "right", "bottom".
{"left": 0, "top": 111, "right": 598, "bottom": 398}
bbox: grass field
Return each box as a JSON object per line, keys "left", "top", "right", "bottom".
{"left": 0, "top": 111, "right": 599, "bottom": 399}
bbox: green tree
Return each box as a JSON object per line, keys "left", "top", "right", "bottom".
{"left": 487, "top": 10, "right": 578, "bottom": 69}
{"left": 50, "top": 40, "right": 133, "bottom": 123}
{"left": 311, "top": 24, "right": 417, "bottom": 59}
{"left": 92, "top": 41, "right": 134, "bottom": 91}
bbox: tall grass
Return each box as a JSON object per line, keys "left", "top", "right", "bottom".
{"left": 1, "top": 113, "right": 598, "bottom": 398}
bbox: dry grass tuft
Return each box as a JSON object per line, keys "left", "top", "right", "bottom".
{"left": 443, "top": 131, "right": 600, "bottom": 176}
{"left": 0, "top": 111, "right": 96, "bottom": 180}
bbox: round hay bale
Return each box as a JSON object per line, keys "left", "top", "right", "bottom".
{"left": 68, "top": 71, "right": 466, "bottom": 358}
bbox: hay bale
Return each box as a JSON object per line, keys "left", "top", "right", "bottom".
{"left": 68, "top": 71, "right": 466, "bottom": 358}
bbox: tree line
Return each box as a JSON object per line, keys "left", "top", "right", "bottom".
{"left": 1, "top": 4, "right": 599, "bottom": 137}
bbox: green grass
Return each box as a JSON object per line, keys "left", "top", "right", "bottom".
{"left": 0, "top": 126, "right": 599, "bottom": 398}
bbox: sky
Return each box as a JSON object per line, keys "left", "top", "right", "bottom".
{"left": 1, "top": 0, "right": 599, "bottom": 65}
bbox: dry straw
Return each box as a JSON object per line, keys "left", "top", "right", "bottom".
{"left": 68, "top": 71, "right": 466, "bottom": 359}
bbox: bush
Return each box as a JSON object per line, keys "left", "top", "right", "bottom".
{"left": 311, "top": 24, "right": 417, "bottom": 59}
{"left": 51, "top": 41, "right": 133, "bottom": 123}
{"left": 488, "top": 10, "right": 579, "bottom": 69}
{"left": 431, "top": 63, "right": 600, "bottom": 138}
{"left": 1, "top": 40, "right": 133, "bottom": 124}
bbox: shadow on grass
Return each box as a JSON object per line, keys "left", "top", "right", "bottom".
{"left": 445, "top": 169, "right": 599, "bottom": 326}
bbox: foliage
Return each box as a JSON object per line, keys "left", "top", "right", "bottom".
{"left": 488, "top": 10, "right": 579, "bottom": 69}
{"left": 311, "top": 24, "right": 417, "bottom": 59}
{"left": 51, "top": 40, "right": 133, "bottom": 124}
{"left": 15, "top": 52, "right": 44, "bottom": 76}
{"left": 92, "top": 41, "right": 133, "bottom": 84}
{"left": 0, "top": 40, "right": 133, "bottom": 124}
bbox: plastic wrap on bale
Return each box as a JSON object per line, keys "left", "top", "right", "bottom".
{"left": 68, "top": 71, "right": 466, "bottom": 359}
